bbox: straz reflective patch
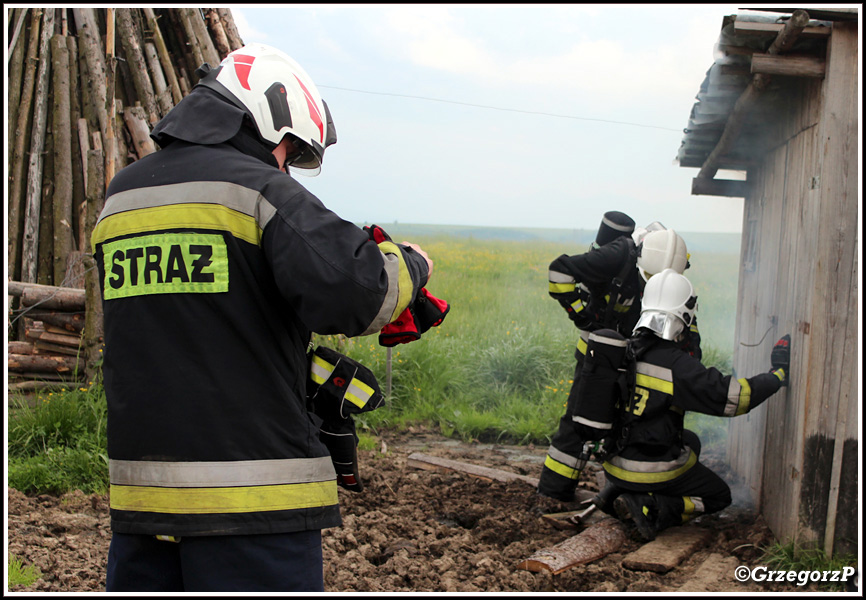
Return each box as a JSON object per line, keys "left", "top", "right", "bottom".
{"left": 102, "top": 233, "right": 228, "bottom": 299}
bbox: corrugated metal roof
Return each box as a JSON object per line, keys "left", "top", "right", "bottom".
{"left": 676, "top": 11, "right": 834, "bottom": 173}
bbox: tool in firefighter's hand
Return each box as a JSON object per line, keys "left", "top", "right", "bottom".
{"left": 569, "top": 480, "right": 620, "bottom": 526}
{"left": 770, "top": 333, "right": 791, "bottom": 386}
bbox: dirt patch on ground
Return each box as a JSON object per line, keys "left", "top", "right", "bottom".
{"left": 7, "top": 428, "right": 814, "bottom": 593}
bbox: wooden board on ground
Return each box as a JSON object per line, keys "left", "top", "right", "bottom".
{"left": 621, "top": 526, "right": 713, "bottom": 573}
{"left": 516, "top": 517, "right": 627, "bottom": 575}
{"left": 407, "top": 452, "right": 540, "bottom": 487}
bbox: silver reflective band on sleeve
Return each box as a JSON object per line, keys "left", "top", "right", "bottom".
{"left": 573, "top": 415, "right": 614, "bottom": 429}
{"left": 548, "top": 270, "right": 575, "bottom": 284}
{"left": 109, "top": 457, "right": 336, "bottom": 487}
{"left": 725, "top": 378, "right": 750, "bottom": 416}
{"left": 360, "top": 250, "right": 401, "bottom": 336}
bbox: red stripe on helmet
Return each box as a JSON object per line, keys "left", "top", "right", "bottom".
{"left": 293, "top": 74, "right": 324, "bottom": 143}
{"left": 232, "top": 54, "right": 256, "bottom": 90}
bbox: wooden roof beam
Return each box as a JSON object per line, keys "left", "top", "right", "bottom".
{"left": 733, "top": 20, "right": 831, "bottom": 39}
{"left": 695, "top": 9, "right": 810, "bottom": 184}
{"left": 751, "top": 53, "right": 826, "bottom": 79}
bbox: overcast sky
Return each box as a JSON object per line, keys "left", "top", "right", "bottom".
{"left": 233, "top": 4, "right": 787, "bottom": 234}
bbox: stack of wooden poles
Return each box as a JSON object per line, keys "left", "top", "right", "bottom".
{"left": 6, "top": 8, "right": 245, "bottom": 391}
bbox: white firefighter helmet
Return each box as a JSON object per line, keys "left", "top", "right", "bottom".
{"left": 636, "top": 229, "right": 688, "bottom": 282}
{"left": 198, "top": 43, "right": 336, "bottom": 176}
{"left": 631, "top": 220, "right": 667, "bottom": 245}
{"left": 634, "top": 268, "right": 698, "bottom": 340}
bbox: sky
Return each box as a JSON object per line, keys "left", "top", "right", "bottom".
{"left": 230, "top": 5, "right": 800, "bottom": 234}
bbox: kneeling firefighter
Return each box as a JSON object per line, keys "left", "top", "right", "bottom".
{"left": 592, "top": 269, "right": 790, "bottom": 541}
{"left": 538, "top": 212, "right": 696, "bottom": 502}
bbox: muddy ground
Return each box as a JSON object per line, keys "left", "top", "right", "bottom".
{"left": 7, "top": 427, "right": 823, "bottom": 593}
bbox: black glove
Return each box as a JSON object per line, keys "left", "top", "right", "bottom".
{"left": 770, "top": 334, "right": 791, "bottom": 386}
{"left": 308, "top": 346, "right": 384, "bottom": 419}
{"left": 319, "top": 417, "right": 364, "bottom": 492}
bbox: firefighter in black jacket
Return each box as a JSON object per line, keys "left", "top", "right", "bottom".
{"left": 603, "top": 269, "right": 790, "bottom": 541}
{"left": 538, "top": 212, "right": 693, "bottom": 501}
{"left": 92, "top": 44, "right": 432, "bottom": 592}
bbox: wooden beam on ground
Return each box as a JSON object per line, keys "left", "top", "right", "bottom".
{"left": 407, "top": 452, "right": 540, "bottom": 487}
{"left": 750, "top": 53, "right": 826, "bottom": 79}
{"left": 516, "top": 518, "right": 627, "bottom": 575}
{"left": 621, "top": 526, "right": 713, "bottom": 573}
{"left": 697, "top": 10, "right": 811, "bottom": 182}
{"left": 692, "top": 177, "right": 748, "bottom": 198}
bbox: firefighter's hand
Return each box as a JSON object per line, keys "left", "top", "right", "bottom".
{"left": 402, "top": 241, "right": 433, "bottom": 279}
{"left": 770, "top": 334, "right": 790, "bottom": 386}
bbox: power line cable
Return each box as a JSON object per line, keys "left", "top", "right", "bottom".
{"left": 319, "top": 84, "right": 682, "bottom": 132}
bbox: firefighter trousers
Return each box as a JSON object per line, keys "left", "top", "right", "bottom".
{"left": 604, "top": 430, "right": 733, "bottom": 530}
{"left": 105, "top": 529, "right": 324, "bottom": 592}
{"left": 537, "top": 361, "right": 587, "bottom": 501}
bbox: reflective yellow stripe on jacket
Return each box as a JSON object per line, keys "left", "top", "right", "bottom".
{"left": 109, "top": 457, "right": 338, "bottom": 514}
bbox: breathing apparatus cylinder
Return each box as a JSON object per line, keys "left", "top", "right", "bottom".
{"left": 572, "top": 329, "right": 629, "bottom": 441}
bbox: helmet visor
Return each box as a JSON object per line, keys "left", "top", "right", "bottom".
{"left": 634, "top": 310, "right": 685, "bottom": 340}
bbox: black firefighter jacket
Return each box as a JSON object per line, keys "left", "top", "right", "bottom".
{"left": 90, "top": 89, "right": 428, "bottom": 537}
{"left": 603, "top": 335, "right": 783, "bottom": 485}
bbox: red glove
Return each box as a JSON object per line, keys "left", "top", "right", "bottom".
{"left": 379, "top": 288, "right": 450, "bottom": 347}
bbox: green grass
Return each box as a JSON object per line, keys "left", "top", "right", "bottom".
{"left": 8, "top": 555, "right": 42, "bottom": 587}
{"left": 316, "top": 233, "right": 740, "bottom": 446}
{"left": 7, "top": 385, "right": 109, "bottom": 495}
{"left": 761, "top": 541, "right": 858, "bottom": 592}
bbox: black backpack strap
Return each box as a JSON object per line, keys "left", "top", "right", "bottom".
{"left": 602, "top": 239, "right": 638, "bottom": 329}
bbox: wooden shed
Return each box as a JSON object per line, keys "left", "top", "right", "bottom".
{"left": 676, "top": 8, "right": 859, "bottom": 556}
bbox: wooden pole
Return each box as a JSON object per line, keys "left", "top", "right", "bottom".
{"left": 38, "top": 93, "right": 55, "bottom": 286}
{"left": 8, "top": 8, "right": 28, "bottom": 154}
{"left": 71, "top": 8, "right": 109, "bottom": 156}
{"left": 115, "top": 8, "right": 160, "bottom": 125}
{"left": 123, "top": 106, "right": 157, "bottom": 158}
{"left": 51, "top": 34, "right": 75, "bottom": 286}
{"left": 142, "top": 8, "right": 183, "bottom": 105}
{"left": 105, "top": 8, "right": 117, "bottom": 187}
{"left": 183, "top": 7, "right": 221, "bottom": 67}
{"left": 216, "top": 8, "right": 244, "bottom": 50}
{"left": 83, "top": 149, "right": 106, "bottom": 383}
{"left": 205, "top": 9, "right": 232, "bottom": 59}
{"left": 8, "top": 8, "right": 42, "bottom": 283}
{"left": 66, "top": 35, "right": 85, "bottom": 253}
{"left": 145, "top": 41, "right": 173, "bottom": 116}
{"left": 21, "top": 7, "right": 56, "bottom": 284}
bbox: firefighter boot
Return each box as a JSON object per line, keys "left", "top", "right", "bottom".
{"left": 617, "top": 493, "right": 659, "bottom": 542}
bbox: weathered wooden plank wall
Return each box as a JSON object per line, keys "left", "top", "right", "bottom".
{"left": 727, "top": 21, "right": 858, "bottom": 557}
